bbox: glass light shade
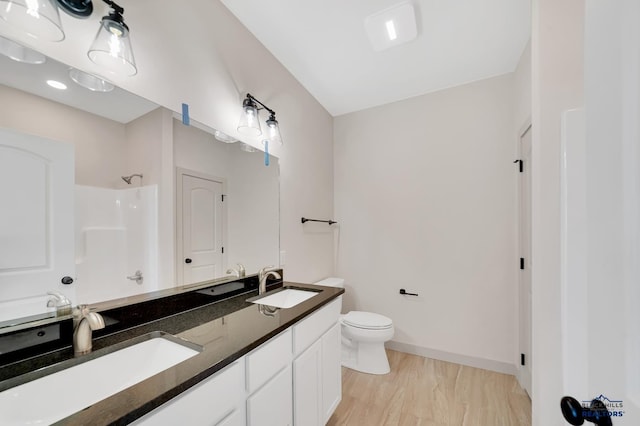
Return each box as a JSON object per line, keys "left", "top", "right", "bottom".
{"left": 214, "top": 130, "right": 238, "bottom": 144}
{"left": 0, "top": 0, "right": 64, "bottom": 41}
{"left": 264, "top": 115, "right": 283, "bottom": 146}
{"left": 87, "top": 16, "right": 137, "bottom": 76}
{"left": 239, "top": 143, "right": 257, "bottom": 153}
{"left": 69, "top": 68, "right": 114, "bottom": 92}
{"left": 0, "top": 35, "right": 45, "bottom": 63}
{"left": 237, "top": 102, "right": 261, "bottom": 136}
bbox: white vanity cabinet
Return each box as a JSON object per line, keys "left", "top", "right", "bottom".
{"left": 132, "top": 360, "right": 245, "bottom": 426}
{"left": 129, "top": 296, "right": 341, "bottom": 426}
{"left": 292, "top": 297, "right": 342, "bottom": 425}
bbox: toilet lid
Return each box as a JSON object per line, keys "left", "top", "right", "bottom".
{"left": 342, "top": 311, "right": 393, "bottom": 330}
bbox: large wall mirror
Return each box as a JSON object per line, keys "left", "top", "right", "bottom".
{"left": 0, "top": 36, "right": 280, "bottom": 330}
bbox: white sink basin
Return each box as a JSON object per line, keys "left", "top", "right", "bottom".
{"left": 250, "top": 288, "right": 319, "bottom": 309}
{"left": 0, "top": 334, "right": 200, "bottom": 425}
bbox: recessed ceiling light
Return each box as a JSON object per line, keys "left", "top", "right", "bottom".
{"left": 46, "top": 80, "right": 67, "bottom": 90}
{"left": 364, "top": 2, "right": 417, "bottom": 51}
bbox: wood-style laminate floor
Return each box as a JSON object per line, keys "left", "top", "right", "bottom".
{"left": 327, "top": 349, "right": 531, "bottom": 426}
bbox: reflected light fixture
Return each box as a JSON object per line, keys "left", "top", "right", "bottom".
{"left": 0, "top": 35, "right": 46, "bottom": 63}
{"left": 69, "top": 67, "right": 114, "bottom": 92}
{"left": 87, "top": 0, "right": 136, "bottom": 76}
{"left": 237, "top": 93, "right": 283, "bottom": 146}
{"left": 0, "top": 0, "right": 65, "bottom": 41}
{"left": 214, "top": 130, "right": 238, "bottom": 144}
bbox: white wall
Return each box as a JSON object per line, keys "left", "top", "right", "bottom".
{"left": 0, "top": 0, "right": 335, "bottom": 283}
{"left": 0, "top": 85, "right": 127, "bottom": 187}
{"left": 531, "top": 0, "right": 584, "bottom": 423}
{"left": 334, "top": 74, "right": 517, "bottom": 371}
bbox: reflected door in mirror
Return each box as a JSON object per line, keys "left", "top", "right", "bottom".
{"left": 180, "top": 173, "right": 225, "bottom": 285}
{"left": 0, "top": 129, "right": 76, "bottom": 321}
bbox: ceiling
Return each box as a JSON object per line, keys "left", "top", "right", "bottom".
{"left": 220, "top": 0, "right": 531, "bottom": 116}
{"left": 0, "top": 42, "right": 157, "bottom": 124}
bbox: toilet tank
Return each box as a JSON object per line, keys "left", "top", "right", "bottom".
{"left": 314, "top": 277, "right": 344, "bottom": 288}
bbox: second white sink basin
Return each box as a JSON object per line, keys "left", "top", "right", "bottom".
{"left": 250, "top": 288, "right": 319, "bottom": 309}
{"left": 0, "top": 333, "right": 200, "bottom": 425}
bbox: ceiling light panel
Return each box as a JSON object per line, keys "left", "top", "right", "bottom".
{"left": 364, "top": 1, "right": 417, "bottom": 51}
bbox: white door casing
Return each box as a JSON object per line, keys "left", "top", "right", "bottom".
{"left": 176, "top": 169, "right": 226, "bottom": 286}
{"left": 517, "top": 123, "right": 533, "bottom": 397}
{"left": 0, "top": 128, "right": 76, "bottom": 317}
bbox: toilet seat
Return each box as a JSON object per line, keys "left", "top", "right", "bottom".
{"left": 342, "top": 311, "right": 393, "bottom": 330}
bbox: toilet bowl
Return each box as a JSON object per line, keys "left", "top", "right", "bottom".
{"left": 314, "top": 278, "right": 394, "bottom": 375}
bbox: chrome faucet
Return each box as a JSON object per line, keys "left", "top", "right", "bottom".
{"left": 72, "top": 305, "right": 105, "bottom": 356}
{"left": 226, "top": 263, "right": 246, "bottom": 278}
{"left": 258, "top": 266, "right": 281, "bottom": 295}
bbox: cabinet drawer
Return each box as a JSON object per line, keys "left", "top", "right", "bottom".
{"left": 246, "top": 329, "right": 292, "bottom": 394}
{"left": 293, "top": 297, "right": 341, "bottom": 356}
{"left": 132, "top": 361, "right": 244, "bottom": 425}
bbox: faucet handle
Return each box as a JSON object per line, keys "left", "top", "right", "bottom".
{"left": 47, "top": 291, "right": 72, "bottom": 316}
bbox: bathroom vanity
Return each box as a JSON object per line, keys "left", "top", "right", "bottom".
{"left": 0, "top": 278, "right": 344, "bottom": 425}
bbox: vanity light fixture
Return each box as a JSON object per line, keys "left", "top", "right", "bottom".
{"left": 0, "top": 0, "right": 136, "bottom": 75}
{"left": 214, "top": 130, "right": 238, "bottom": 144}
{"left": 0, "top": 0, "right": 65, "bottom": 41}
{"left": 69, "top": 67, "right": 114, "bottom": 92}
{"left": 237, "top": 93, "right": 283, "bottom": 146}
{"left": 87, "top": 0, "right": 136, "bottom": 76}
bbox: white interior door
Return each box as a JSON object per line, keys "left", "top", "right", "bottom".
{"left": 178, "top": 170, "right": 225, "bottom": 286}
{"left": 517, "top": 124, "right": 532, "bottom": 397}
{"left": 0, "top": 128, "right": 76, "bottom": 320}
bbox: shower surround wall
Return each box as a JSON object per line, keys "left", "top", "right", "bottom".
{"left": 75, "top": 185, "right": 159, "bottom": 304}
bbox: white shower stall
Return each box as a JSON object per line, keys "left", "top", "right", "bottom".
{"left": 74, "top": 185, "right": 158, "bottom": 304}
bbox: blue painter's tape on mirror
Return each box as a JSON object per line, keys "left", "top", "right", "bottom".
{"left": 181, "top": 103, "right": 190, "bottom": 126}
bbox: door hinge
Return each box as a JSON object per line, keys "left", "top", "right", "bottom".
{"left": 221, "top": 247, "right": 224, "bottom": 254}
{"left": 221, "top": 194, "right": 225, "bottom": 202}
{"left": 520, "top": 258, "right": 525, "bottom": 270}
{"left": 521, "top": 353, "right": 526, "bottom": 366}
{"left": 514, "top": 159, "right": 523, "bottom": 173}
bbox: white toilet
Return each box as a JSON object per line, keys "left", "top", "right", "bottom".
{"left": 314, "top": 277, "right": 394, "bottom": 375}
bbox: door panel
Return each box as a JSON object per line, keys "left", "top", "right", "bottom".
{"left": 0, "top": 129, "right": 75, "bottom": 316}
{"left": 179, "top": 172, "right": 224, "bottom": 286}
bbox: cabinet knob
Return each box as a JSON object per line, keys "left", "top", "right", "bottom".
{"left": 61, "top": 276, "right": 74, "bottom": 285}
{"left": 185, "top": 258, "right": 192, "bottom": 264}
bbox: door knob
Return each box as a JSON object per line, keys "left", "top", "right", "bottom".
{"left": 561, "top": 396, "right": 613, "bottom": 426}
{"left": 185, "top": 258, "right": 192, "bottom": 264}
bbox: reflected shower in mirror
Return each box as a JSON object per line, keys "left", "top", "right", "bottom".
{"left": 0, "top": 37, "right": 280, "bottom": 330}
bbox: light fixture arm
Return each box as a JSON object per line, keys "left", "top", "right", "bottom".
{"left": 246, "top": 93, "right": 276, "bottom": 117}
{"left": 102, "top": 0, "right": 124, "bottom": 15}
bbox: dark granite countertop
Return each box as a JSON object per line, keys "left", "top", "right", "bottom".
{"left": 0, "top": 281, "right": 344, "bottom": 425}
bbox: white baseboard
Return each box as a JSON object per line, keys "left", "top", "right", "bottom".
{"left": 386, "top": 340, "right": 517, "bottom": 376}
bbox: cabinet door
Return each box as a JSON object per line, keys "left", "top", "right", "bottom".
{"left": 132, "top": 361, "right": 244, "bottom": 426}
{"left": 322, "top": 323, "right": 342, "bottom": 423}
{"left": 247, "top": 365, "right": 292, "bottom": 426}
{"left": 293, "top": 339, "right": 322, "bottom": 426}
